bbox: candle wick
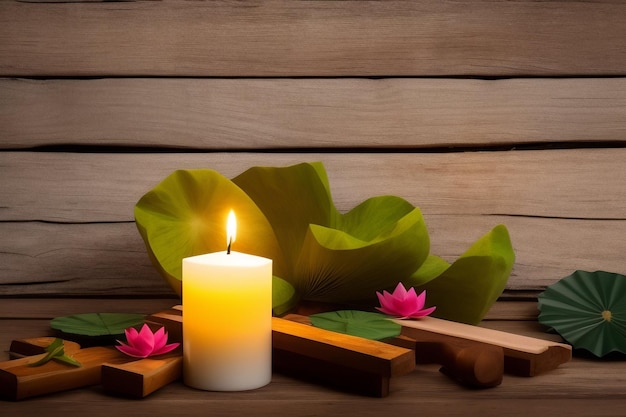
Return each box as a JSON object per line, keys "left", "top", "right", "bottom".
{"left": 227, "top": 237, "right": 232, "bottom": 255}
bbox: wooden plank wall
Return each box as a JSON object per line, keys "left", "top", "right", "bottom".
{"left": 1, "top": 1, "right": 625, "bottom": 303}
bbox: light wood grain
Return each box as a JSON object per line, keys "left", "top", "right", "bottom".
{"left": 396, "top": 317, "right": 571, "bottom": 377}
{"left": 0, "top": 222, "right": 173, "bottom": 296}
{"left": 1, "top": 1, "right": 625, "bottom": 77}
{"left": 0, "top": 299, "right": 178, "bottom": 320}
{"left": 1, "top": 215, "right": 624, "bottom": 296}
{"left": 2, "top": 78, "right": 626, "bottom": 149}
{"left": 2, "top": 150, "right": 625, "bottom": 222}
{"left": 101, "top": 354, "right": 183, "bottom": 398}
{"left": 1, "top": 149, "right": 624, "bottom": 294}
{"left": 0, "top": 344, "right": 129, "bottom": 401}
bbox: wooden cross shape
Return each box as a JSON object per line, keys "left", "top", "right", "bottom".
{"left": 0, "top": 337, "right": 181, "bottom": 401}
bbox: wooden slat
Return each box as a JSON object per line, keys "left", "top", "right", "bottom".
{"left": 0, "top": 298, "right": 177, "bottom": 320}
{"left": 1, "top": 1, "right": 625, "bottom": 77}
{"left": 2, "top": 78, "right": 626, "bottom": 149}
{"left": 0, "top": 222, "right": 172, "bottom": 296}
{"left": 2, "top": 149, "right": 624, "bottom": 295}
{"left": 1, "top": 215, "right": 624, "bottom": 296}
{"left": 2, "top": 150, "right": 624, "bottom": 222}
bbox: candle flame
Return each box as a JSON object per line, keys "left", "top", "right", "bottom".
{"left": 226, "top": 210, "right": 236, "bottom": 253}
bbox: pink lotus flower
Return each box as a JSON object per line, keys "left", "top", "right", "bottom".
{"left": 116, "top": 324, "right": 180, "bottom": 358}
{"left": 376, "top": 282, "right": 436, "bottom": 319}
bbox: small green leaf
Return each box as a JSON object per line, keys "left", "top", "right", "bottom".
{"left": 309, "top": 310, "right": 401, "bottom": 341}
{"left": 45, "top": 337, "right": 64, "bottom": 354}
{"left": 28, "top": 343, "right": 64, "bottom": 367}
{"left": 51, "top": 313, "right": 146, "bottom": 336}
{"left": 54, "top": 354, "right": 82, "bottom": 367}
{"left": 29, "top": 338, "right": 82, "bottom": 367}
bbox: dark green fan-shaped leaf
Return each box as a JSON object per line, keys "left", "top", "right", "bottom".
{"left": 538, "top": 270, "right": 626, "bottom": 357}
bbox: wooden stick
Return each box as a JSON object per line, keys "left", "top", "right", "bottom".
{"left": 146, "top": 306, "right": 415, "bottom": 397}
{"left": 273, "top": 316, "right": 415, "bottom": 397}
{"left": 5, "top": 337, "right": 183, "bottom": 400}
{"left": 284, "top": 313, "right": 503, "bottom": 388}
{"left": 100, "top": 353, "right": 182, "bottom": 398}
{"left": 0, "top": 343, "right": 128, "bottom": 401}
{"left": 393, "top": 317, "right": 572, "bottom": 376}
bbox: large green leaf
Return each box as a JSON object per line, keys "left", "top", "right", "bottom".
{"left": 232, "top": 162, "right": 338, "bottom": 276}
{"left": 409, "top": 254, "right": 451, "bottom": 286}
{"left": 134, "top": 163, "right": 514, "bottom": 322}
{"left": 407, "top": 224, "right": 515, "bottom": 325}
{"left": 50, "top": 313, "right": 145, "bottom": 337}
{"left": 295, "top": 198, "right": 430, "bottom": 304}
{"left": 234, "top": 164, "right": 430, "bottom": 306}
{"left": 309, "top": 310, "right": 401, "bottom": 340}
{"left": 135, "top": 169, "right": 285, "bottom": 296}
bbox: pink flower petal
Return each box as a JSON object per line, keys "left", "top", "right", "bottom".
{"left": 376, "top": 283, "right": 436, "bottom": 319}
{"left": 392, "top": 282, "right": 408, "bottom": 299}
{"left": 116, "top": 341, "right": 149, "bottom": 358}
{"left": 375, "top": 306, "right": 399, "bottom": 317}
{"left": 124, "top": 327, "right": 139, "bottom": 344}
{"left": 152, "top": 342, "right": 180, "bottom": 356}
{"left": 408, "top": 305, "right": 437, "bottom": 319}
{"left": 152, "top": 326, "right": 167, "bottom": 351}
{"left": 116, "top": 325, "right": 180, "bottom": 358}
{"left": 414, "top": 289, "right": 427, "bottom": 310}
{"left": 127, "top": 324, "right": 154, "bottom": 354}
{"left": 376, "top": 291, "right": 386, "bottom": 306}
{"left": 151, "top": 327, "right": 180, "bottom": 355}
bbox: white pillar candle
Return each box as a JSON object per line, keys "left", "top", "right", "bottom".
{"left": 182, "top": 211, "right": 272, "bottom": 391}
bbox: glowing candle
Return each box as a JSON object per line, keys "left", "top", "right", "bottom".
{"left": 182, "top": 210, "right": 272, "bottom": 391}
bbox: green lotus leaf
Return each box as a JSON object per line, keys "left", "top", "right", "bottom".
{"left": 232, "top": 162, "right": 338, "bottom": 275}
{"left": 409, "top": 254, "right": 451, "bottom": 285}
{"left": 134, "top": 169, "right": 285, "bottom": 296}
{"left": 295, "top": 198, "right": 429, "bottom": 304}
{"left": 135, "top": 162, "right": 514, "bottom": 324}
{"left": 309, "top": 310, "right": 401, "bottom": 340}
{"left": 233, "top": 163, "right": 430, "bottom": 306}
{"left": 406, "top": 224, "right": 514, "bottom": 325}
{"left": 50, "top": 313, "right": 145, "bottom": 337}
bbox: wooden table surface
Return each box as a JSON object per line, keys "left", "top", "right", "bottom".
{"left": 2, "top": 298, "right": 625, "bottom": 417}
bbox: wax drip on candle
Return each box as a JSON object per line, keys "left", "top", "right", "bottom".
{"left": 226, "top": 210, "right": 237, "bottom": 255}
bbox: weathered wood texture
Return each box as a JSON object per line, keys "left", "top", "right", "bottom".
{"left": 2, "top": 78, "right": 626, "bottom": 149}
{"left": 1, "top": 150, "right": 624, "bottom": 295}
{"left": 0, "top": 78, "right": 626, "bottom": 150}
{"left": 1, "top": 2, "right": 625, "bottom": 298}
{"left": 1, "top": 0, "right": 626, "bottom": 77}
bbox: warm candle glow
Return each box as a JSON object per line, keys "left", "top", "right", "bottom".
{"left": 182, "top": 211, "right": 273, "bottom": 391}
{"left": 227, "top": 210, "right": 237, "bottom": 252}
